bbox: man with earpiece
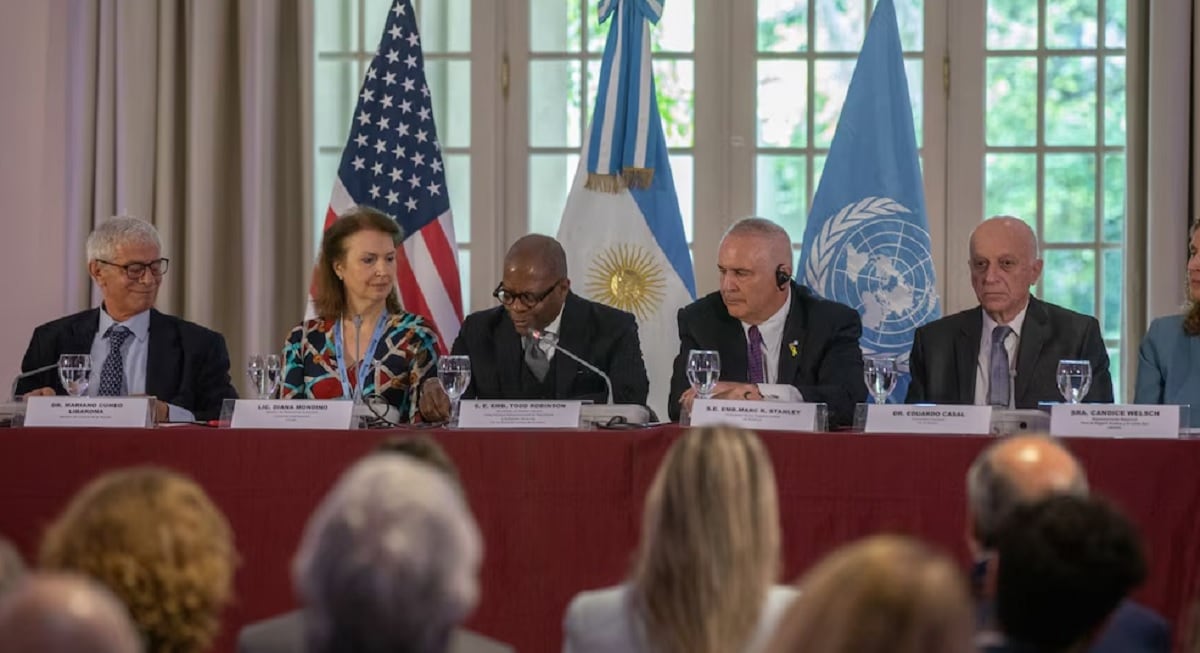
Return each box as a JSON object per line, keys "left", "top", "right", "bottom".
{"left": 668, "top": 217, "right": 868, "bottom": 427}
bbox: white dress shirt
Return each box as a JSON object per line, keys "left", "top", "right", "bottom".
{"left": 973, "top": 305, "right": 1028, "bottom": 407}
{"left": 739, "top": 292, "right": 803, "bottom": 401}
{"left": 89, "top": 308, "right": 195, "bottom": 422}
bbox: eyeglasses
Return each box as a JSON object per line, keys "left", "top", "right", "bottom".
{"left": 492, "top": 280, "right": 562, "bottom": 309}
{"left": 96, "top": 257, "right": 170, "bottom": 280}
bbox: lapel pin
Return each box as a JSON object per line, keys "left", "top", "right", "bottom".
{"left": 788, "top": 341, "right": 799, "bottom": 357}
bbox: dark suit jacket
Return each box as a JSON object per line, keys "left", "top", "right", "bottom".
{"left": 667, "top": 283, "right": 868, "bottom": 427}
{"left": 450, "top": 292, "right": 649, "bottom": 405}
{"left": 15, "top": 307, "right": 238, "bottom": 421}
{"left": 978, "top": 601, "right": 1170, "bottom": 653}
{"left": 235, "top": 610, "right": 515, "bottom": 653}
{"left": 906, "top": 297, "right": 1113, "bottom": 407}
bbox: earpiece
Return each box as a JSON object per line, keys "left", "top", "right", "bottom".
{"left": 775, "top": 265, "right": 790, "bottom": 290}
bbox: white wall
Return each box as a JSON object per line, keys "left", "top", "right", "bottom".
{"left": 0, "top": 0, "right": 70, "bottom": 382}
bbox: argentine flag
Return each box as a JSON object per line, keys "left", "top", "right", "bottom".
{"left": 557, "top": 0, "right": 696, "bottom": 420}
{"left": 797, "top": 0, "right": 940, "bottom": 401}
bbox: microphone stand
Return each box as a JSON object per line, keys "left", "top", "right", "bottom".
{"left": 11, "top": 363, "right": 59, "bottom": 401}
{"left": 532, "top": 329, "right": 613, "bottom": 405}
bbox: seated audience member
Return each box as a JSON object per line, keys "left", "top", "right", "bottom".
{"left": 1134, "top": 222, "right": 1200, "bottom": 424}
{"left": 763, "top": 535, "right": 974, "bottom": 653}
{"left": 667, "top": 218, "right": 867, "bottom": 427}
{"left": 0, "top": 535, "right": 24, "bottom": 596}
{"left": 986, "top": 495, "right": 1148, "bottom": 653}
{"left": 39, "top": 467, "right": 237, "bottom": 653}
{"left": 907, "top": 216, "right": 1112, "bottom": 406}
{"left": 293, "top": 455, "right": 483, "bottom": 653}
{"left": 420, "top": 234, "right": 649, "bottom": 421}
{"left": 0, "top": 572, "right": 143, "bottom": 653}
{"left": 16, "top": 216, "right": 237, "bottom": 421}
{"left": 562, "top": 426, "right": 796, "bottom": 653}
{"left": 237, "top": 436, "right": 513, "bottom": 653}
{"left": 966, "top": 435, "right": 1168, "bottom": 653}
{"left": 282, "top": 207, "right": 439, "bottom": 421}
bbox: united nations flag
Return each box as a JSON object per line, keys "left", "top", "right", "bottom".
{"left": 797, "top": 0, "right": 940, "bottom": 402}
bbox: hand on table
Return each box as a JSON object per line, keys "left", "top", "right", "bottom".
{"left": 419, "top": 378, "right": 452, "bottom": 423}
{"left": 679, "top": 381, "right": 763, "bottom": 415}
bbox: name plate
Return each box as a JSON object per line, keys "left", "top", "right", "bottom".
{"left": 230, "top": 400, "right": 355, "bottom": 429}
{"left": 1050, "top": 404, "right": 1180, "bottom": 439}
{"left": 865, "top": 404, "right": 993, "bottom": 434}
{"left": 690, "top": 400, "right": 823, "bottom": 431}
{"left": 457, "top": 400, "right": 583, "bottom": 429}
{"left": 24, "top": 396, "right": 154, "bottom": 428}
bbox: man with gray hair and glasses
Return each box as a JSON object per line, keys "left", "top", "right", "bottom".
{"left": 967, "top": 434, "right": 1168, "bottom": 653}
{"left": 15, "top": 216, "right": 237, "bottom": 421}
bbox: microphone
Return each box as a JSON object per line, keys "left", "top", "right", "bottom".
{"left": 11, "top": 363, "right": 59, "bottom": 401}
{"left": 531, "top": 329, "right": 613, "bottom": 405}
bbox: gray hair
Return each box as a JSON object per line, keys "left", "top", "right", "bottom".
{"left": 724, "top": 216, "right": 793, "bottom": 249}
{"left": 0, "top": 537, "right": 24, "bottom": 597}
{"left": 86, "top": 217, "right": 161, "bottom": 263}
{"left": 966, "top": 435, "right": 1088, "bottom": 549}
{"left": 293, "top": 456, "right": 482, "bottom": 653}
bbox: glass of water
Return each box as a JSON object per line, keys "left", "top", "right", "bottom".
{"left": 1056, "top": 360, "right": 1092, "bottom": 404}
{"left": 863, "top": 355, "right": 898, "bottom": 405}
{"left": 58, "top": 354, "right": 92, "bottom": 397}
{"left": 247, "top": 355, "right": 266, "bottom": 399}
{"left": 438, "top": 355, "right": 472, "bottom": 425}
{"left": 686, "top": 350, "right": 721, "bottom": 400}
{"left": 264, "top": 354, "right": 282, "bottom": 399}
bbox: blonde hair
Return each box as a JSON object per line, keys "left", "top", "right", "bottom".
{"left": 632, "top": 425, "right": 781, "bottom": 653}
{"left": 764, "top": 535, "right": 974, "bottom": 653}
{"left": 39, "top": 467, "right": 236, "bottom": 653}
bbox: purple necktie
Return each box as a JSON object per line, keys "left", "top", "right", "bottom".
{"left": 747, "top": 325, "right": 765, "bottom": 384}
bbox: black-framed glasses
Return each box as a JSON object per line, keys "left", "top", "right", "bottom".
{"left": 492, "top": 280, "right": 562, "bottom": 309}
{"left": 96, "top": 257, "right": 170, "bottom": 280}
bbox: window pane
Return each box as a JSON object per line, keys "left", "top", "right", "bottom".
{"left": 457, "top": 247, "right": 471, "bottom": 310}
{"left": 814, "top": 59, "right": 855, "bottom": 148}
{"left": 815, "top": 0, "right": 865, "bottom": 52}
{"left": 365, "top": 0, "right": 390, "bottom": 46}
{"left": 528, "top": 154, "right": 579, "bottom": 234}
{"left": 1102, "top": 248, "right": 1121, "bottom": 341}
{"left": 531, "top": 0, "right": 580, "bottom": 52}
{"left": 905, "top": 57, "right": 923, "bottom": 145}
{"left": 426, "top": 60, "right": 471, "bottom": 148}
{"left": 586, "top": 1, "right": 614, "bottom": 53}
{"left": 1103, "top": 154, "right": 1124, "bottom": 242}
{"left": 670, "top": 154, "right": 695, "bottom": 242}
{"left": 314, "top": 0, "right": 357, "bottom": 52}
{"left": 1043, "top": 153, "right": 1096, "bottom": 244}
{"left": 655, "top": 60, "right": 695, "bottom": 148}
{"left": 530, "top": 60, "right": 582, "bottom": 148}
{"left": 1047, "top": 0, "right": 1098, "bottom": 49}
{"left": 757, "top": 60, "right": 808, "bottom": 148}
{"left": 812, "top": 153, "right": 827, "bottom": 208}
{"left": 892, "top": 0, "right": 924, "bottom": 51}
{"left": 445, "top": 154, "right": 471, "bottom": 241}
{"left": 1105, "top": 0, "right": 1126, "bottom": 48}
{"left": 314, "top": 60, "right": 360, "bottom": 147}
{"left": 1045, "top": 56, "right": 1098, "bottom": 146}
{"left": 414, "top": 0, "right": 470, "bottom": 53}
{"left": 985, "top": 153, "right": 1037, "bottom": 221}
{"left": 654, "top": 0, "right": 695, "bottom": 52}
{"left": 1042, "top": 249, "right": 1096, "bottom": 316}
{"left": 986, "top": 57, "right": 1037, "bottom": 146}
{"left": 758, "top": 0, "right": 808, "bottom": 53}
{"left": 313, "top": 150, "right": 342, "bottom": 244}
{"left": 987, "top": 0, "right": 1037, "bottom": 50}
{"left": 756, "top": 155, "right": 807, "bottom": 238}
{"left": 1105, "top": 56, "right": 1126, "bottom": 146}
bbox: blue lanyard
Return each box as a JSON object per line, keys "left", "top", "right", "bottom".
{"left": 332, "top": 313, "right": 389, "bottom": 402}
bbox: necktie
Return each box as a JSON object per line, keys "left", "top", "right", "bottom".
{"left": 98, "top": 325, "right": 133, "bottom": 396}
{"left": 988, "top": 325, "right": 1012, "bottom": 407}
{"left": 524, "top": 336, "right": 550, "bottom": 382}
{"left": 747, "top": 325, "right": 766, "bottom": 384}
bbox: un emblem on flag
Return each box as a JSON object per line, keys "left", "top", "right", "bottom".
{"left": 804, "top": 197, "right": 940, "bottom": 360}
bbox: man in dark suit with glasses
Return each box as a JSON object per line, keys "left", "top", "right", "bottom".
{"left": 419, "top": 234, "right": 648, "bottom": 421}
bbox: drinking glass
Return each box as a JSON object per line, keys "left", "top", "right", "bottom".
{"left": 247, "top": 355, "right": 266, "bottom": 399}
{"left": 686, "top": 350, "right": 721, "bottom": 399}
{"left": 58, "top": 354, "right": 92, "bottom": 397}
{"left": 438, "top": 355, "right": 472, "bottom": 425}
{"left": 863, "top": 355, "right": 898, "bottom": 405}
{"left": 264, "top": 354, "right": 282, "bottom": 399}
{"left": 1056, "top": 360, "right": 1092, "bottom": 404}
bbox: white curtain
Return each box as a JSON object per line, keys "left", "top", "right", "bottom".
{"left": 1124, "top": 0, "right": 1200, "bottom": 400}
{"left": 65, "top": 0, "right": 312, "bottom": 393}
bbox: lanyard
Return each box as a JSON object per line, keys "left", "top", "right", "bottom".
{"left": 332, "top": 313, "right": 389, "bottom": 402}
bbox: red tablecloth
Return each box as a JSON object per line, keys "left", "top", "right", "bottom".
{"left": 1, "top": 427, "right": 1197, "bottom": 653}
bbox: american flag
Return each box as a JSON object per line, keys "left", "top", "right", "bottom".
{"left": 321, "top": 0, "right": 463, "bottom": 352}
